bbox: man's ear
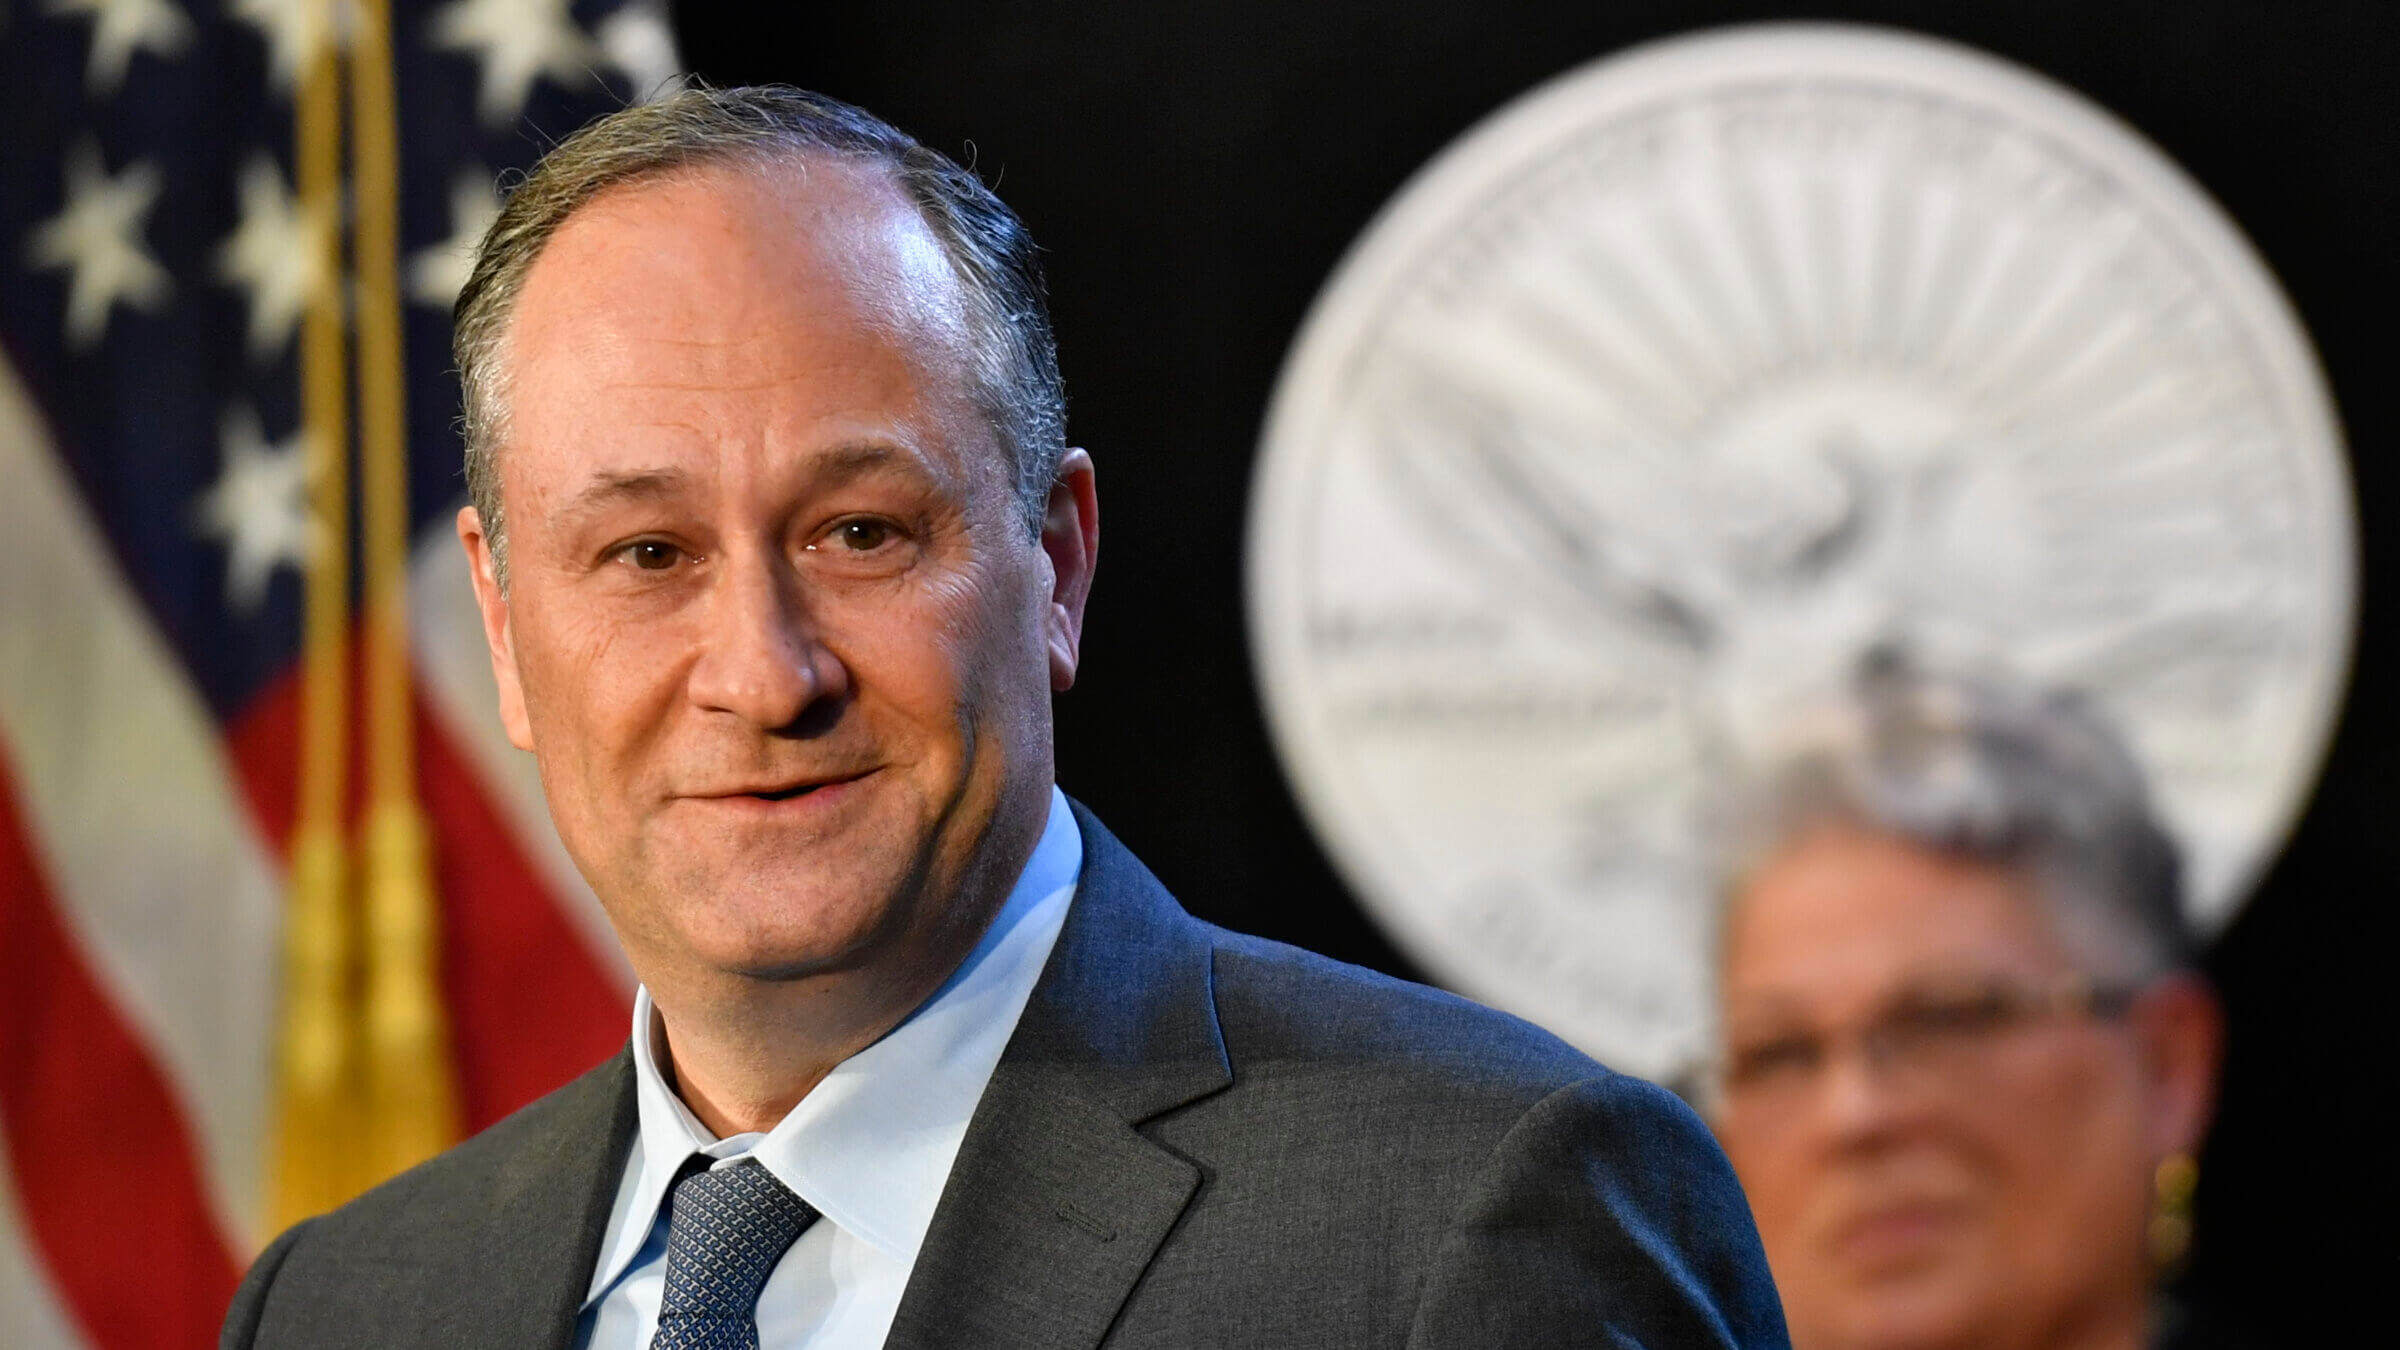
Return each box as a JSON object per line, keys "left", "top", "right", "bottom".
{"left": 1040, "top": 448, "right": 1099, "bottom": 693}
{"left": 2135, "top": 973, "right": 2225, "bottom": 1160}
{"left": 457, "top": 505, "right": 535, "bottom": 751}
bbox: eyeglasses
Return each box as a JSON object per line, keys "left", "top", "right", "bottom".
{"left": 1712, "top": 972, "right": 2140, "bottom": 1114}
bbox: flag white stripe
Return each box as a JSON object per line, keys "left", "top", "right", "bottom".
{"left": 0, "top": 358, "right": 278, "bottom": 1255}
{"left": 0, "top": 1128, "right": 87, "bottom": 1350}
{"left": 409, "top": 523, "right": 633, "bottom": 991}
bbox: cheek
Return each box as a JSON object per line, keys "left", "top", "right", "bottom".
{"left": 887, "top": 550, "right": 1048, "bottom": 723}
{"left": 1719, "top": 1136, "right": 1838, "bottom": 1330}
{"left": 1979, "top": 1041, "right": 2152, "bottom": 1241}
{"left": 2001, "top": 1036, "right": 2136, "bottom": 1146}
{"left": 513, "top": 601, "right": 682, "bottom": 815}
{"left": 1713, "top": 1123, "right": 1813, "bottom": 1238}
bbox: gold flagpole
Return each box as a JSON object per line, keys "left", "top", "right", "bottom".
{"left": 349, "top": 0, "right": 459, "bottom": 1185}
{"left": 269, "top": 0, "right": 358, "bottom": 1233}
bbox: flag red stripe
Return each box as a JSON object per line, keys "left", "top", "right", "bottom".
{"left": 413, "top": 687, "right": 626, "bottom": 1129}
{"left": 224, "top": 659, "right": 625, "bottom": 1135}
{"left": 221, "top": 661, "right": 299, "bottom": 858}
{"left": 0, "top": 740, "right": 240, "bottom": 1350}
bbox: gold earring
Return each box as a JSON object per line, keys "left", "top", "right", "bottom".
{"left": 2149, "top": 1152, "right": 2198, "bottom": 1273}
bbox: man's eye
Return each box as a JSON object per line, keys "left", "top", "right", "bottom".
{"left": 820, "top": 519, "right": 895, "bottom": 552}
{"left": 616, "top": 540, "right": 684, "bottom": 571}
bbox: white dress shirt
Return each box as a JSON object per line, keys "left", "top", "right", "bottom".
{"left": 575, "top": 787, "right": 1083, "bottom": 1348}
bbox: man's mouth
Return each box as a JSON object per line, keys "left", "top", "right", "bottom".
{"left": 703, "top": 768, "right": 876, "bottom": 803}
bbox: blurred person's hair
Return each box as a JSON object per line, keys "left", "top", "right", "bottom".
{"left": 452, "top": 83, "right": 1068, "bottom": 588}
{"left": 1716, "top": 650, "right": 2195, "bottom": 982}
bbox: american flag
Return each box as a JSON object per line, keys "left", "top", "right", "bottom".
{"left": 0, "top": 1, "right": 679, "bottom": 1343}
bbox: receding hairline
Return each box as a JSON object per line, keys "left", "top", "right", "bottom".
{"left": 479, "top": 150, "right": 1003, "bottom": 503}
{"left": 499, "top": 148, "right": 982, "bottom": 372}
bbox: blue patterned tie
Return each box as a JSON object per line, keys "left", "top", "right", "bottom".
{"left": 649, "top": 1157, "right": 820, "bottom": 1350}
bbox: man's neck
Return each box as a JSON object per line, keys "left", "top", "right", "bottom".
{"left": 652, "top": 971, "right": 925, "bottom": 1138}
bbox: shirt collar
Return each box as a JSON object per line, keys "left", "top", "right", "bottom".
{"left": 584, "top": 786, "right": 1083, "bottom": 1305}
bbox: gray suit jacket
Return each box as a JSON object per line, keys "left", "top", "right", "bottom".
{"left": 222, "top": 803, "right": 1788, "bottom": 1348}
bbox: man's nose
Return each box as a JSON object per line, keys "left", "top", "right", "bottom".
{"left": 685, "top": 550, "right": 847, "bottom": 730}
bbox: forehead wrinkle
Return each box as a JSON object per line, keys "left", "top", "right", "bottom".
{"left": 610, "top": 374, "right": 823, "bottom": 395}
{"left": 551, "top": 442, "right": 952, "bottom": 521}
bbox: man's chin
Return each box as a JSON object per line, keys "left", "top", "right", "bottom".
{"left": 640, "top": 873, "right": 910, "bottom": 982}
{"left": 683, "top": 906, "right": 906, "bottom": 983}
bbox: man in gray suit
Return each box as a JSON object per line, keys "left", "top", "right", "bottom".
{"left": 221, "top": 86, "right": 1787, "bottom": 1349}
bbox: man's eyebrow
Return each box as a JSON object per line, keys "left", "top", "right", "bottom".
{"left": 554, "top": 443, "right": 941, "bottom": 525}
{"left": 807, "top": 440, "right": 938, "bottom": 485}
{"left": 559, "top": 467, "right": 693, "bottom": 521}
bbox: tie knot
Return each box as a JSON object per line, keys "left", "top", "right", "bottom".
{"left": 651, "top": 1157, "right": 820, "bottom": 1350}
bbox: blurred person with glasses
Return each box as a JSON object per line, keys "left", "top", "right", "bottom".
{"left": 1706, "top": 655, "right": 2224, "bottom": 1350}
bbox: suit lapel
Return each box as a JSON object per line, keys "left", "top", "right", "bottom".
{"left": 883, "top": 803, "right": 1231, "bottom": 1350}
{"left": 391, "top": 1047, "right": 637, "bottom": 1348}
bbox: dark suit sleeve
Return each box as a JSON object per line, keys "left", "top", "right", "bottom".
{"left": 218, "top": 1217, "right": 312, "bottom": 1350}
{"left": 1405, "top": 1074, "right": 1790, "bottom": 1349}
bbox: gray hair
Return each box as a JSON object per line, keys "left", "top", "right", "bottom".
{"left": 1719, "top": 653, "right": 2195, "bottom": 981}
{"left": 453, "top": 84, "right": 1068, "bottom": 587}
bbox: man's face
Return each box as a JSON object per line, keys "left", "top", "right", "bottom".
{"left": 459, "top": 159, "right": 1090, "bottom": 995}
{"left": 1711, "top": 827, "right": 2162, "bottom": 1350}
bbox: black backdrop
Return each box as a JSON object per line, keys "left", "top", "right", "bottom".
{"left": 671, "top": 2, "right": 2394, "bottom": 1335}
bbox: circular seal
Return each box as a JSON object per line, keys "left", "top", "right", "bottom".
{"left": 1246, "top": 24, "right": 2356, "bottom": 1081}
